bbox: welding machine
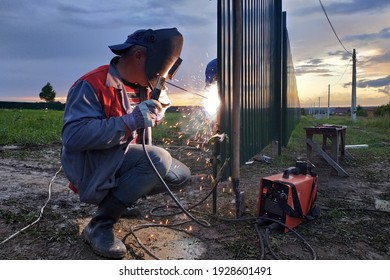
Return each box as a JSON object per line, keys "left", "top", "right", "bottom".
{"left": 257, "top": 161, "right": 319, "bottom": 232}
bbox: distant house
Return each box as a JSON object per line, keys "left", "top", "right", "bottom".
{"left": 303, "top": 106, "right": 378, "bottom": 117}
{"left": 364, "top": 106, "right": 376, "bottom": 118}
{"left": 334, "top": 107, "right": 350, "bottom": 115}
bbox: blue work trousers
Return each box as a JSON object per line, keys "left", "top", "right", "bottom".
{"left": 112, "top": 144, "right": 190, "bottom": 205}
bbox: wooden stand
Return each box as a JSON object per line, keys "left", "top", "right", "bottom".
{"left": 304, "top": 125, "right": 348, "bottom": 176}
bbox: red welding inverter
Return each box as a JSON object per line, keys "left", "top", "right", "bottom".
{"left": 257, "top": 161, "right": 319, "bottom": 232}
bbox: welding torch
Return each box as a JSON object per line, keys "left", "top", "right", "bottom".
{"left": 150, "top": 58, "right": 183, "bottom": 101}
{"left": 165, "top": 81, "right": 208, "bottom": 99}
{"left": 150, "top": 58, "right": 208, "bottom": 101}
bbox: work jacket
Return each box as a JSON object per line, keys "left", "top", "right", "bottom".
{"left": 61, "top": 57, "right": 169, "bottom": 205}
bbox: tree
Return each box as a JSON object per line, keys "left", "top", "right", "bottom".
{"left": 356, "top": 105, "right": 367, "bottom": 117}
{"left": 374, "top": 102, "right": 390, "bottom": 117}
{"left": 39, "top": 82, "right": 56, "bottom": 102}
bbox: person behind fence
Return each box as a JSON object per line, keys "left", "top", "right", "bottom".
{"left": 205, "top": 58, "right": 217, "bottom": 87}
{"left": 61, "top": 27, "right": 191, "bottom": 259}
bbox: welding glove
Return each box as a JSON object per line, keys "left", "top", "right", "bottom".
{"left": 122, "top": 100, "right": 162, "bottom": 131}
{"left": 155, "top": 89, "right": 171, "bottom": 125}
{"left": 155, "top": 111, "right": 165, "bottom": 126}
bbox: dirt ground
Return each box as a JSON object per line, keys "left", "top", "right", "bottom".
{"left": 0, "top": 140, "right": 389, "bottom": 260}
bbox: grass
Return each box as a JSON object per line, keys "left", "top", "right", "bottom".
{"left": 288, "top": 114, "right": 390, "bottom": 145}
{"left": 0, "top": 109, "right": 63, "bottom": 145}
{"left": 0, "top": 109, "right": 183, "bottom": 146}
{"left": 284, "top": 114, "right": 390, "bottom": 159}
{"left": 0, "top": 109, "right": 389, "bottom": 162}
{"left": 152, "top": 112, "right": 183, "bottom": 143}
{"left": 0, "top": 109, "right": 388, "bottom": 259}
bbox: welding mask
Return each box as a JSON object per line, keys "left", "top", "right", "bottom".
{"left": 109, "top": 27, "right": 183, "bottom": 89}
{"left": 144, "top": 28, "right": 183, "bottom": 88}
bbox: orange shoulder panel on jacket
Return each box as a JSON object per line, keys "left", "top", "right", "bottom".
{"left": 79, "top": 65, "right": 125, "bottom": 118}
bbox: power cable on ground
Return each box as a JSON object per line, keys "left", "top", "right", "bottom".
{"left": 0, "top": 166, "right": 63, "bottom": 246}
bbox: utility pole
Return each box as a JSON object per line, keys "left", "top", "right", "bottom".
{"left": 318, "top": 97, "right": 321, "bottom": 118}
{"left": 351, "top": 49, "right": 357, "bottom": 121}
{"left": 327, "top": 84, "right": 330, "bottom": 118}
{"left": 313, "top": 102, "right": 316, "bottom": 116}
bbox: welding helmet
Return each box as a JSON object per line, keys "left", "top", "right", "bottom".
{"left": 109, "top": 28, "right": 183, "bottom": 88}
{"left": 205, "top": 58, "right": 218, "bottom": 86}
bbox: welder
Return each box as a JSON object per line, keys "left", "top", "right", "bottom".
{"left": 205, "top": 58, "right": 218, "bottom": 87}
{"left": 61, "top": 28, "right": 190, "bottom": 259}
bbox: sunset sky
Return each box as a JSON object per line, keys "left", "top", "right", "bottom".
{"left": 285, "top": 0, "right": 390, "bottom": 108}
{"left": 0, "top": 0, "right": 389, "bottom": 108}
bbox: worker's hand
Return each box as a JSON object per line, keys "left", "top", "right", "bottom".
{"left": 155, "top": 89, "right": 171, "bottom": 125}
{"left": 155, "top": 111, "right": 165, "bottom": 126}
{"left": 122, "top": 100, "right": 162, "bottom": 131}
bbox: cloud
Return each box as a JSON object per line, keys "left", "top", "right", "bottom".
{"left": 55, "top": 1, "right": 216, "bottom": 30}
{"left": 361, "top": 51, "right": 390, "bottom": 67}
{"left": 379, "top": 86, "right": 390, "bottom": 95}
{"left": 344, "top": 76, "right": 390, "bottom": 95}
{"left": 294, "top": 66, "right": 332, "bottom": 76}
{"left": 371, "top": 51, "right": 390, "bottom": 63}
{"left": 343, "top": 27, "right": 390, "bottom": 42}
{"left": 328, "top": 50, "right": 353, "bottom": 61}
{"left": 357, "top": 75, "right": 390, "bottom": 88}
{"left": 294, "top": 0, "right": 390, "bottom": 16}
{"left": 325, "top": 0, "right": 390, "bottom": 14}
{"left": 0, "top": 0, "right": 218, "bottom": 102}
{"left": 294, "top": 58, "right": 333, "bottom": 76}
{"left": 307, "top": 58, "right": 323, "bottom": 65}
{"left": 0, "top": 0, "right": 216, "bottom": 60}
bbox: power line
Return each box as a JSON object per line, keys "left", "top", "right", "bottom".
{"left": 318, "top": 0, "right": 352, "bottom": 55}
{"left": 332, "top": 58, "right": 352, "bottom": 86}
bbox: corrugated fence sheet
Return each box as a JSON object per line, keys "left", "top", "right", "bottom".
{"left": 217, "top": 0, "right": 300, "bottom": 169}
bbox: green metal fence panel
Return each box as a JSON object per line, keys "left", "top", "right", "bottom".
{"left": 217, "top": 0, "right": 300, "bottom": 169}
{"left": 282, "top": 11, "right": 301, "bottom": 146}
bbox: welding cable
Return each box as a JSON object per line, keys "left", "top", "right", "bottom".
{"left": 122, "top": 220, "right": 193, "bottom": 260}
{"left": 206, "top": 214, "right": 256, "bottom": 224}
{"left": 254, "top": 223, "right": 266, "bottom": 260}
{"left": 147, "top": 159, "right": 262, "bottom": 224}
{"left": 141, "top": 129, "right": 211, "bottom": 228}
{"left": 0, "top": 166, "right": 63, "bottom": 246}
{"left": 148, "top": 155, "right": 230, "bottom": 218}
{"left": 149, "top": 133, "right": 231, "bottom": 220}
{"left": 263, "top": 227, "right": 281, "bottom": 260}
{"left": 145, "top": 135, "right": 260, "bottom": 223}
{"left": 255, "top": 216, "right": 318, "bottom": 260}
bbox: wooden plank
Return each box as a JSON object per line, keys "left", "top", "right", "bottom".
{"left": 344, "top": 150, "right": 355, "bottom": 160}
{"left": 306, "top": 138, "right": 349, "bottom": 177}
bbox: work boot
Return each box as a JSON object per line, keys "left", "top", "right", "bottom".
{"left": 83, "top": 194, "right": 127, "bottom": 259}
